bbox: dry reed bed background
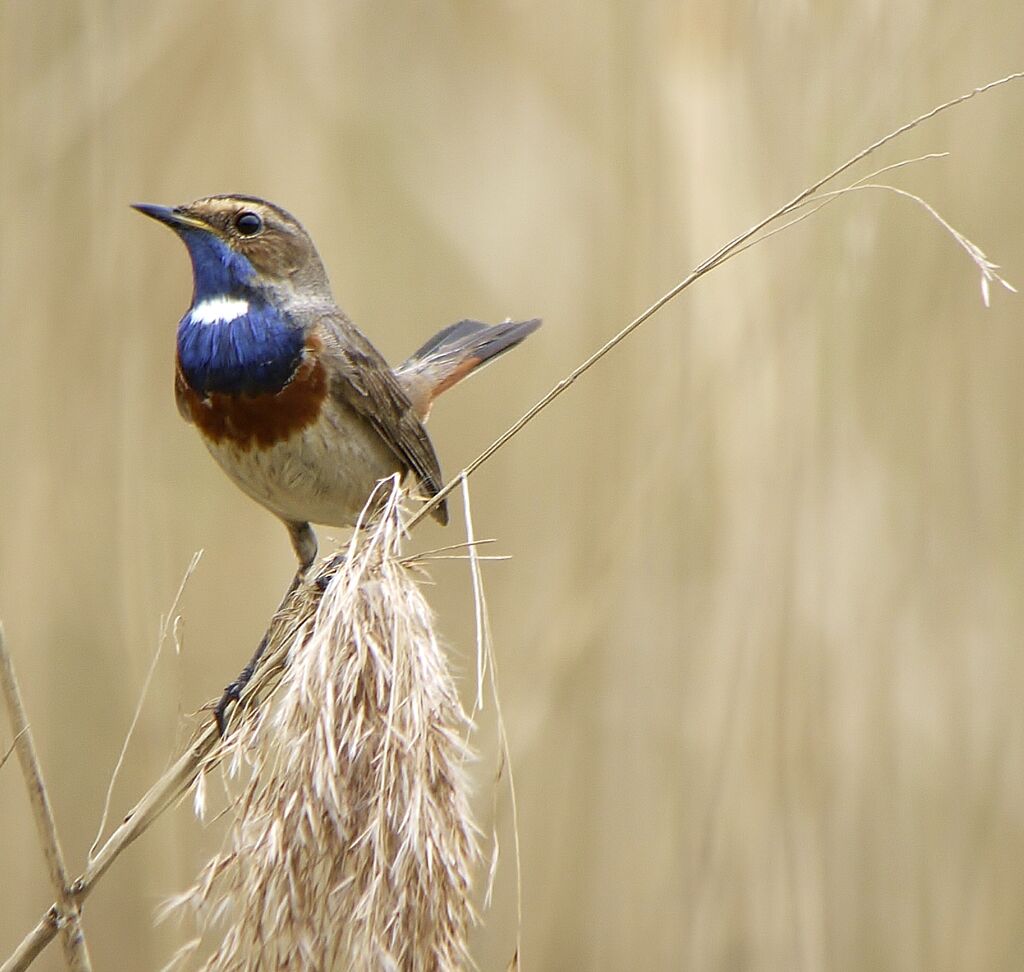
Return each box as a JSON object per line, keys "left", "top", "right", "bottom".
{"left": 2, "top": 4, "right": 1024, "bottom": 970}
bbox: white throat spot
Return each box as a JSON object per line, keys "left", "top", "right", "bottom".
{"left": 190, "top": 296, "right": 250, "bottom": 326}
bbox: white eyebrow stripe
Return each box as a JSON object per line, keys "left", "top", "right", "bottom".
{"left": 190, "top": 296, "right": 250, "bottom": 325}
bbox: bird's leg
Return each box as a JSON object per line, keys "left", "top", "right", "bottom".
{"left": 286, "top": 520, "right": 319, "bottom": 573}
{"left": 214, "top": 521, "right": 318, "bottom": 735}
{"left": 214, "top": 570, "right": 302, "bottom": 735}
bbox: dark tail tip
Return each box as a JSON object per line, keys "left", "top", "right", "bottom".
{"left": 473, "top": 318, "right": 542, "bottom": 364}
{"left": 432, "top": 499, "right": 449, "bottom": 526}
{"left": 407, "top": 317, "right": 541, "bottom": 365}
{"left": 397, "top": 316, "right": 542, "bottom": 424}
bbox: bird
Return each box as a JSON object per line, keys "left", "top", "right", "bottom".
{"left": 134, "top": 193, "right": 540, "bottom": 729}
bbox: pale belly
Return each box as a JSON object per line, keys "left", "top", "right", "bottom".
{"left": 201, "top": 407, "right": 405, "bottom": 527}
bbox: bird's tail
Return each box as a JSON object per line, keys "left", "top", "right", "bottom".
{"left": 396, "top": 318, "right": 541, "bottom": 420}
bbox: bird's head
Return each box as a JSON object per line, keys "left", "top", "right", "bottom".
{"left": 133, "top": 194, "right": 330, "bottom": 303}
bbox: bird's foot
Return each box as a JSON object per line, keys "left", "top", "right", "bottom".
{"left": 214, "top": 678, "right": 242, "bottom": 737}
{"left": 213, "top": 659, "right": 258, "bottom": 737}
{"left": 313, "top": 553, "right": 347, "bottom": 592}
{"left": 211, "top": 562, "right": 326, "bottom": 736}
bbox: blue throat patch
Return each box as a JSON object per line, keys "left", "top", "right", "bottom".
{"left": 178, "top": 300, "right": 305, "bottom": 397}
{"left": 180, "top": 227, "right": 259, "bottom": 297}
{"left": 175, "top": 229, "right": 305, "bottom": 397}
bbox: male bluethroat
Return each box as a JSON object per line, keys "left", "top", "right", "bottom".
{"left": 135, "top": 194, "right": 540, "bottom": 729}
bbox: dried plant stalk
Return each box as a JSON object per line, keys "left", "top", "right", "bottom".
{"left": 166, "top": 480, "right": 480, "bottom": 972}
{"left": 0, "top": 624, "right": 93, "bottom": 971}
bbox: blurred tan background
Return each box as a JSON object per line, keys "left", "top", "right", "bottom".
{"left": 2, "top": 2, "right": 1024, "bottom": 970}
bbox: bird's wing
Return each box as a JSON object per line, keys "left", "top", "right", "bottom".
{"left": 314, "top": 312, "right": 448, "bottom": 524}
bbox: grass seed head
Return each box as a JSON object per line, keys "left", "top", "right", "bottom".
{"left": 167, "top": 481, "right": 480, "bottom": 971}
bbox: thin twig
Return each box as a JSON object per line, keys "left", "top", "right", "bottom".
{"left": 2, "top": 723, "right": 223, "bottom": 972}
{"left": 90, "top": 551, "right": 203, "bottom": 859}
{"left": 0, "top": 623, "right": 93, "bottom": 972}
{"left": 461, "top": 477, "right": 524, "bottom": 962}
{"left": 0, "top": 913, "right": 58, "bottom": 972}
{"left": 407, "top": 72, "right": 1024, "bottom": 531}
{"left": 723, "top": 152, "right": 951, "bottom": 260}
{"left": 461, "top": 475, "right": 491, "bottom": 711}
{"left": 2, "top": 591, "right": 310, "bottom": 971}
{"left": 1, "top": 726, "right": 28, "bottom": 772}
{"left": 808, "top": 182, "right": 1016, "bottom": 305}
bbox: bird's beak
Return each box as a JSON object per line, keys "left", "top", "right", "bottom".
{"left": 131, "top": 202, "right": 209, "bottom": 232}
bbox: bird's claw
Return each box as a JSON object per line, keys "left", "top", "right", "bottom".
{"left": 214, "top": 679, "right": 245, "bottom": 737}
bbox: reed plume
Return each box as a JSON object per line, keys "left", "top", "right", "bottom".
{"left": 165, "top": 479, "right": 480, "bottom": 971}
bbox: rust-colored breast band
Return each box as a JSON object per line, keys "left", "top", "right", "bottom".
{"left": 177, "top": 348, "right": 328, "bottom": 450}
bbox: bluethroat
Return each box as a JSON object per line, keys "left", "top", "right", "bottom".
{"left": 135, "top": 194, "right": 540, "bottom": 730}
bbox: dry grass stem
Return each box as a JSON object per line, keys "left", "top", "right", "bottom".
{"left": 0, "top": 624, "right": 93, "bottom": 972}
{"left": 91, "top": 551, "right": 203, "bottom": 859}
{"left": 459, "top": 477, "right": 523, "bottom": 959}
{"left": 4, "top": 534, "right": 340, "bottom": 971}
{"left": 164, "top": 478, "right": 480, "bottom": 971}
{"left": 814, "top": 182, "right": 1016, "bottom": 305}
{"left": 407, "top": 72, "right": 1024, "bottom": 531}
{"left": 731, "top": 153, "right": 1017, "bottom": 304}
{"left": 1, "top": 727, "right": 27, "bottom": 771}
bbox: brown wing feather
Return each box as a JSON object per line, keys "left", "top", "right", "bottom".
{"left": 314, "top": 312, "right": 448, "bottom": 525}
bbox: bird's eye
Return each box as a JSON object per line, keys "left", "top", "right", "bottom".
{"left": 235, "top": 211, "right": 263, "bottom": 236}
